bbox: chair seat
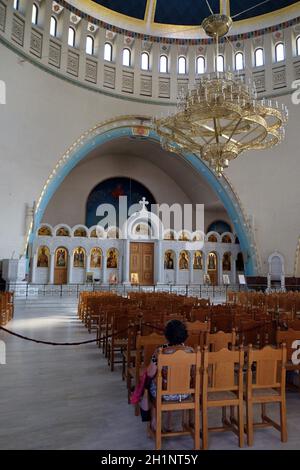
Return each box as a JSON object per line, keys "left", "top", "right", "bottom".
{"left": 208, "top": 390, "right": 237, "bottom": 401}
{"left": 252, "top": 388, "right": 280, "bottom": 397}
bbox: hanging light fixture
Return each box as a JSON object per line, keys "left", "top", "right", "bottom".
{"left": 154, "top": 13, "right": 288, "bottom": 176}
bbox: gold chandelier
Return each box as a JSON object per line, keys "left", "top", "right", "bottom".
{"left": 154, "top": 14, "right": 288, "bottom": 176}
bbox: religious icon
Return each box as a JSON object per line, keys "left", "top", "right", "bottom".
{"left": 56, "top": 248, "right": 67, "bottom": 268}
{"left": 37, "top": 246, "right": 49, "bottom": 268}
{"left": 107, "top": 249, "right": 118, "bottom": 269}
{"left": 131, "top": 273, "right": 139, "bottom": 285}
{"left": 204, "top": 274, "right": 211, "bottom": 285}
{"left": 90, "top": 248, "right": 101, "bottom": 269}
{"left": 86, "top": 272, "right": 94, "bottom": 283}
{"left": 164, "top": 251, "right": 174, "bottom": 270}
{"left": 164, "top": 231, "right": 175, "bottom": 240}
{"left": 74, "top": 247, "right": 85, "bottom": 268}
{"left": 193, "top": 251, "right": 203, "bottom": 270}
{"left": 208, "top": 253, "right": 217, "bottom": 270}
{"left": 222, "top": 252, "right": 231, "bottom": 271}
{"left": 56, "top": 227, "right": 69, "bottom": 237}
{"left": 74, "top": 228, "right": 87, "bottom": 237}
{"left": 179, "top": 251, "right": 189, "bottom": 270}
{"left": 38, "top": 226, "right": 52, "bottom": 236}
{"left": 179, "top": 231, "right": 189, "bottom": 241}
{"left": 238, "top": 274, "right": 246, "bottom": 285}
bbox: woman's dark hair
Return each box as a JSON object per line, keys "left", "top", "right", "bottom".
{"left": 164, "top": 320, "right": 188, "bottom": 346}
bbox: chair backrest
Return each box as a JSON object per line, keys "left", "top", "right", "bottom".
{"left": 203, "top": 346, "right": 244, "bottom": 392}
{"left": 185, "top": 321, "right": 210, "bottom": 349}
{"left": 156, "top": 347, "right": 201, "bottom": 398}
{"left": 207, "top": 329, "right": 236, "bottom": 352}
{"left": 247, "top": 344, "right": 286, "bottom": 391}
{"left": 136, "top": 332, "right": 166, "bottom": 372}
{"left": 276, "top": 329, "right": 299, "bottom": 363}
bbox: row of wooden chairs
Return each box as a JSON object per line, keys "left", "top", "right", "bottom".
{"left": 0, "top": 292, "right": 14, "bottom": 326}
{"left": 151, "top": 344, "right": 287, "bottom": 450}
{"left": 228, "top": 291, "right": 300, "bottom": 316}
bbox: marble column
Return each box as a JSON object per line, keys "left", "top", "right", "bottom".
{"left": 123, "top": 239, "right": 130, "bottom": 284}
{"left": 85, "top": 251, "right": 91, "bottom": 283}
{"left": 67, "top": 254, "right": 73, "bottom": 284}
{"left": 189, "top": 252, "right": 194, "bottom": 285}
{"left": 231, "top": 255, "right": 237, "bottom": 285}
{"left": 157, "top": 240, "right": 164, "bottom": 284}
{"left": 174, "top": 253, "right": 179, "bottom": 285}
{"left": 31, "top": 254, "right": 38, "bottom": 283}
{"left": 49, "top": 253, "right": 55, "bottom": 284}
{"left": 102, "top": 255, "right": 107, "bottom": 284}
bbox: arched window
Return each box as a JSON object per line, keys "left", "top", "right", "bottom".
{"left": 50, "top": 16, "right": 57, "bottom": 37}
{"left": 32, "top": 3, "right": 38, "bottom": 25}
{"left": 141, "top": 52, "right": 149, "bottom": 70}
{"left": 13, "top": 0, "right": 19, "bottom": 10}
{"left": 86, "top": 35, "right": 94, "bottom": 55}
{"left": 235, "top": 51, "right": 244, "bottom": 71}
{"left": 159, "top": 55, "right": 168, "bottom": 73}
{"left": 68, "top": 27, "right": 75, "bottom": 47}
{"left": 297, "top": 36, "right": 300, "bottom": 56}
{"left": 122, "top": 48, "right": 131, "bottom": 67}
{"left": 196, "top": 56, "right": 205, "bottom": 74}
{"left": 216, "top": 55, "right": 224, "bottom": 72}
{"left": 254, "top": 47, "right": 264, "bottom": 67}
{"left": 178, "top": 56, "right": 186, "bottom": 74}
{"left": 104, "top": 42, "right": 112, "bottom": 61}
{"left": 275, "top": 42, "right": 285, "bottom": 62}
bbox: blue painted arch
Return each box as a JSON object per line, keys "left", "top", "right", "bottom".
{"left": 31, "top": 125, "right": 257, "bottom": 275}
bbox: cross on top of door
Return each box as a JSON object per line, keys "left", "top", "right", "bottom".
{"left": 139, "top": 197, "right": 149, "bottom": 212}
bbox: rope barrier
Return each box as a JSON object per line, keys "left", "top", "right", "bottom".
{"left": 0, "top": 325, "right": 129, "bottom": 346}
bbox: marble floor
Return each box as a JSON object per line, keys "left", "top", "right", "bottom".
{"left": 0, "top": 296, "right": 299, "bottom": 450}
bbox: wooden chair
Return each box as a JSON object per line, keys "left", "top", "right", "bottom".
{"left": 202, "top": 346, "right": 245, "bottom": 449}
{"left": 135, "top": 332, "right": 166, "bottom": 394}
{"left": 245, "top": 344, "right": 287, "bottom": 446}
{"left": 150, "top": 347, "right": 201, "bottom": 450}
{"left": 185, "top": 320, "right": 210, "bottom": 349}
{"left": 206, "top": 329, "right": 236, "bottom": 352}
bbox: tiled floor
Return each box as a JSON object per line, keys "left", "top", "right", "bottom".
{"left": 0, "top": 297, "right": 299, "bottom": 450}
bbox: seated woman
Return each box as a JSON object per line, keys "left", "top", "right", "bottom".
{"left": 146, "top": 319, "right": 193, "bottom": 430}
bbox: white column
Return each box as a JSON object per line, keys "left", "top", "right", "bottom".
{"left": 218, "top": 253, "right": 223, "bottom": 285}
{"left": 85, "top": 251, "right": 91, "bottom": 281}
{"left": 232, "top": 254, "right": 237, "bottom": 285}
{"left": 49, "top": 253, "right": 55, "bottom": 284}
{"left": 102, "top": 253, "right": 107, "bottom": 284}
{"left": 67, "top": 254, "right": 73, "bottom": 284}
{"left": 118, "top": 253, "right": 123, "bottom": 284}
{"left": 189, "top": 252, "right": 194, "bottom": 285}
{"left": 123, "top": 239, "right": 130, "bottom": 284}
{"left": 157, "top": 240, "right": 164, "bottom": 284}
{"left": 31, "top": 254, "right": 38, "bottom": 283}
{"left": 175, "top": 252, "right": 179, "bottom": 285}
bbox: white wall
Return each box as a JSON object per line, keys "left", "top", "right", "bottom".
{"left": 0, "top": 41, "right": 300, "bottom": 275}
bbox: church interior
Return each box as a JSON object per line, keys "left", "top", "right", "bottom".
{"left": 1, "top": 0, "right": 300, "bottom": 453}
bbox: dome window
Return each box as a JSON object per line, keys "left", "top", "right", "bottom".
{"left": 104, "top": 42, "right": 113, "bottom": 62}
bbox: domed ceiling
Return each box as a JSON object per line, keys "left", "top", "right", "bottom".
{"left": 69, "top": 0, "right": 300, "bottom": 37}
{"left": 89, "top": 0, "right": 298, "bottom": 25}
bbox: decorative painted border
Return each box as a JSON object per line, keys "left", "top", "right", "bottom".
{"left": 57, "top": 0, "right": 300, "bottom": 45}
{"left": 26, "top": 116, "right": 258, "bottom": 276}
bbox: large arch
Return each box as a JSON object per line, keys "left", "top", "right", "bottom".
{"left": 28, "top": 116, "right": 258, "bottom": 275}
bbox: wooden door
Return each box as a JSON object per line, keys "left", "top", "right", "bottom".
{"left": 54, "top": 247, "right": 68, "bottom": 285}
{"left": 207, "top": 252, "right": 218, "bottom": 286}
{"left": 130, "top": 242, "right": 154, "bottom": 285}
